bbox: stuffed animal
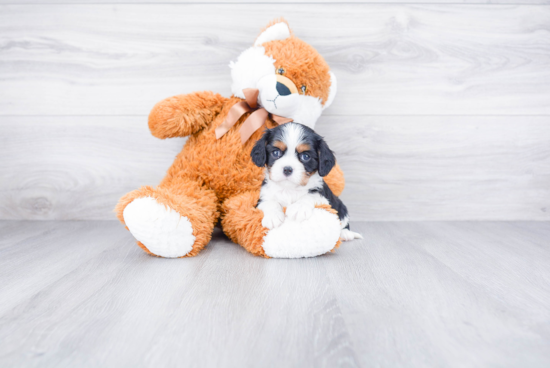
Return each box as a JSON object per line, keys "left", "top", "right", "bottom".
{"left": 115, "top": 18, "right": 347, "bottom": 258}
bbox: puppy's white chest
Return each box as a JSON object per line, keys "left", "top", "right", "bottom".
{"left": 267, "top": 185, "right": 307, "bottom": 207}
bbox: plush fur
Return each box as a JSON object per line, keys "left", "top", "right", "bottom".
{"left": 115, "top": 19, "right": 347, "bottom": 258}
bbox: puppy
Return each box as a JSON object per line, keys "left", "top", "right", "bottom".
{"left": 251, "top": 122, "right": 362, "bottom": 241}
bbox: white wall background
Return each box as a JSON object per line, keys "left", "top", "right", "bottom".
{"left": 1, "top": 1, "right": 549, "bottom": 221}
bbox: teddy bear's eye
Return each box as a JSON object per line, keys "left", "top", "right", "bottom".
{"left": 277, "top": 67, "right": 285, "bottom": 75}
{"left": 301, "top": 85, "right": 307, "bottom": 94}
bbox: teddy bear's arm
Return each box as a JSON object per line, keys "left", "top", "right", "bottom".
{"left": 148, "top": 91, "right": 228, "bottom": 138}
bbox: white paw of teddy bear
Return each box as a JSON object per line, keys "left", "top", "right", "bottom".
{"left": 123, "top": 197, "right": 196, "bottom": 258}
{"left": 261, "top": 208, "right": 341, "bottom": 258}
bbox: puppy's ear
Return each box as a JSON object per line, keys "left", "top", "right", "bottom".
{"left": 251, "top": 130, "right": 270, "bottom": 167}
{"left": 317, "top": 137, "right": 336, "bottom": 177}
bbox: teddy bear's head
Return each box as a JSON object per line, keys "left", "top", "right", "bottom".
{"left": 230, "top": 19, "right": 337, "bottom": 129}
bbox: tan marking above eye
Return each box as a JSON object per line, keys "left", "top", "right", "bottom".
{"left": 276, "top": 74, "right": 298, "bottom": 95}
{"left": 296, "top": 143, "right": 311, "bottom": 153}
{"left": 273, "top": 141, "right": 287, "bottom": 151}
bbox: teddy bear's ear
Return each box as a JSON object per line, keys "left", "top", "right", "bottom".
{"left": 254, "top": 19, "right": 292, "bottom": 47}
{"left": 323, "top": 71, "right": 338, "bottom": 110}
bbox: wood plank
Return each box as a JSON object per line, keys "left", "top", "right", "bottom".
{"left": 0, "top": 221, "right": 132, "bottom": 315}
{"left": 0, "top": 116, "right": 186, "bottom": 220}
{"left": 1, "top": 4, "right": 550, "bottom": 116}
{"left": 1, "top": 115, "right": 549, "bottom": 221}
{"left": 321, "top": 221, "right": 550, "bottom": 368}
{"left": 317, "top": 115, "right": 550, "bottom": 221}
{"left": 0, "top": 221, "right": 358, "bottom": 367}
{"left": 2, "top": 1, "right": 550, "bottom": 4}
{"left": 1, "top": 220, "right": 550, "bottom": 367}
{"left": 1, "top": 0, "right": 549, "bottom": 4}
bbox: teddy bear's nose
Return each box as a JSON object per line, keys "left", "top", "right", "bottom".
{"left": 276, "top": 82, "right": 292, "bottom": 96}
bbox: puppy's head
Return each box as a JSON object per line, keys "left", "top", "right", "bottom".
{"left": 251, "top": 123, "right": 336, "bottom": 187}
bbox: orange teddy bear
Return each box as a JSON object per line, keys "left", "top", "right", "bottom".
{"left": 115, "top": 19, "right": 346, "bottom": 258}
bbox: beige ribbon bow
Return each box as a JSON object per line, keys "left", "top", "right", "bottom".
{"left": 215, "top": 88, "right": 293, "bottom": 144}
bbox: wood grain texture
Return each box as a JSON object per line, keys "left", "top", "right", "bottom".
{"left": 1, "top": 4, "right": 550, "bottom": 116}
{"left": 0, "top": 116, "right": 186, "bottom": 220}
{"left": 320, "top": 221, "right": 550, "bottom": 368}
{"left": 317, "top": 116, "right": 550, "bottom": 221}
{"left": 2, "top": 115, "right": 549, "bottom": 221}
{"left": 1, "top": 4, "right": 549, "bottom": 221}
{"left": 1, "top": 220, "right": 549, "bottom": 367}
{"left": 2, "top": 0, "right": 549, "bottom": 4}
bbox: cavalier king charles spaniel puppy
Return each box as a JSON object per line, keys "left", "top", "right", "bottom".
{"left": 251, "top": 122, "right": 362, "bottom": 241}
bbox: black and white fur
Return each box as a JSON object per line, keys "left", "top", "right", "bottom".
{"left": 251, "top": 123, "right": 362, "bottom": 242}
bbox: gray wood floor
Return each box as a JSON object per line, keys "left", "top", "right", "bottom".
{"left": 1, "top": 221, "right": 549, "bottom": 367}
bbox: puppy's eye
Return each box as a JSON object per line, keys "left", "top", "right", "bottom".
{"left": 271, "top": 149, "right": 282, "bottom": 158}
{"left": 299, "top": 152, "right": 311, "bottom": 161}
{"left": 277, "top": 67, "right": 285, "bottom": 75}
{"left": 300, "top": 85, "right": 307, "bottom": 94}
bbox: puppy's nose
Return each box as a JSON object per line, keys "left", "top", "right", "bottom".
{"left": 276, "top": 82, "right": 292, "bottom": 96}
{"left": 283, "top": 166, "right": 293, "bottom": 177}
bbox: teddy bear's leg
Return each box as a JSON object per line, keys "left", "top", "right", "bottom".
{"left": 221, "top": 192, "right": 342, "bottom": 258}
{"left": 115, "top": 180, "right": 219, "bottom": 258}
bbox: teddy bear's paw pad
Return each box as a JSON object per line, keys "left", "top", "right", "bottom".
{"left": 261, "top": 208, "right": 341, "bottom": 258}
{"left": 123, "top": 197, "right": 196, "bottom": 258}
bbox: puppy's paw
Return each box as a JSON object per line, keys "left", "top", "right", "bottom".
{"left": 262, "top": 209, "right": 285, "bottom": 229}
{"left": 340, "top": 229, "right": 363, "bottom": 242}
{"left": 286, "top": 202, "right": 314, "bottom": 222}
